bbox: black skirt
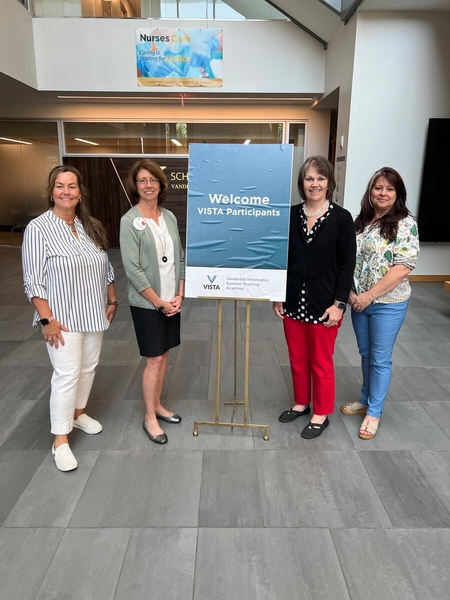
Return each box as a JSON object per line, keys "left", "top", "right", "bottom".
{"left": 130, "top": 306, "right": 181, "bottom": 357}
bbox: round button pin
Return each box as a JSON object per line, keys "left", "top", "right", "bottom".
{"left": 133, "top": 217, "right": 147, "bottom": 231}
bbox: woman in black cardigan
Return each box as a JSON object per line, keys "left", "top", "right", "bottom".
{"left": 273, "top": 156, "right": 356, "bottom": 438}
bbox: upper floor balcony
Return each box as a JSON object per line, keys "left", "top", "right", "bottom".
{"left": 26, "top": 0, "right": 288, "bottom": 20}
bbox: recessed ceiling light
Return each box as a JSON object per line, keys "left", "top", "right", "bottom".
{"left": 57, "top": 95, "right": 314, "bottom": 102}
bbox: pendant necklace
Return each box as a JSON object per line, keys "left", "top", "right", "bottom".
{"left": 303, "top": 200, "right": 330, "bottom": 218}
{"left": 160, "top": 235, "right": 168, "bottom": 263}
{"left": 157, "top": 216, "right": 168, "bottom": 263}
{"left": 52, "top": 208, "right": 76, "bottom": 232}
{"left": 155, "top": 228, "right": 168, "bottom": 263}
{"left": 146, "top": 210, "right": 168, "bottom": 263}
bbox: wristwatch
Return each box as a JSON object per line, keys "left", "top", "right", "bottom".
{"left": 334, "top": 301, "right": 347, "bottom": 311}
{"left": 40, "top": 315, "right": 55, "bottom": 326}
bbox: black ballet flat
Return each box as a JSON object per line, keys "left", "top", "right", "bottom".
{"left": 156, "top": 413, "right": 182, "bottom": 424}
{"left": 301, "top": 417, "right": 329, "bottom": 439}
{"left": 142, "top": 420, "right": 168, "bottom": 445}
{"left": 279, "top": 405, "right": 311, "bottom": 423}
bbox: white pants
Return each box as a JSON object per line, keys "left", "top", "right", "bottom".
{"left": 46, "top": 331, "right": 104, "bottom": 435}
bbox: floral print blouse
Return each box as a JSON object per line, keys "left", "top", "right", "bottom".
{"left": 353, "top": 215, "right": 419, "bottom": 304}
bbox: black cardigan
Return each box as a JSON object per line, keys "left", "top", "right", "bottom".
{"left": 284, "top": 203, "right": 357, "bottom": 319}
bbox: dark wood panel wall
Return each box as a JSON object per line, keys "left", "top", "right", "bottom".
{"left": 64, "top": 157, "right": 188, "bottom": 248}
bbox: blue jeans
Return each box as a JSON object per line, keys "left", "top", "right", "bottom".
{"left": 351, "top": 300, "right": 408, "bottom": 418}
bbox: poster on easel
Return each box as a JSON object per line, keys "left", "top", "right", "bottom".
{"left": 185, "top": 144, "right": 293, "bottom": 301}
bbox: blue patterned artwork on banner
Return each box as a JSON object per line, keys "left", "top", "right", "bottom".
{"left": 136, "top": 28, "right": 223, "bottom": 87}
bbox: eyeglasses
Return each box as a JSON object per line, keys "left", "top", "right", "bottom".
{"left": 136, "top": 177, "right": 160, "bottom": 186}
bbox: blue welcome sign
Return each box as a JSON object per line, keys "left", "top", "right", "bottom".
{"left": 185, "top": 144, "right": 293, "bottom": 300}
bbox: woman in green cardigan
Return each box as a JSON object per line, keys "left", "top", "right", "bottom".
{"left": 120, "top": 159, "right": 185, "bottom": 445}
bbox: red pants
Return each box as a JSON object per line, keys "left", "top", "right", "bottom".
{"left": 283, "top": 316, "right": 342, "bottom": 415}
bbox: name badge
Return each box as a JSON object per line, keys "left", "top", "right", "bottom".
{"left": 133, "top": 217, "right": 147, "bottom": 231}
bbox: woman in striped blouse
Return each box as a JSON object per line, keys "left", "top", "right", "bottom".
{"left": 22, "top": 166, "right": 118, "bottom": 472}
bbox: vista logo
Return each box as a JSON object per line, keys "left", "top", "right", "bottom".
{"left": 203, "top": 275, "right": 220, "bottom": 290}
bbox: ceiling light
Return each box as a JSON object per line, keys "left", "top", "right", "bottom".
{"left": 171, "top": 138, "right": 183, "bottom": 146}
{"left": 243, "top": 140, "right": 251, "bottom": 145}
{"left": 0, "top": 137, "right": 33, "bottom": 145}
{"left": 74, "top": 138, "right": 99, "bottom": 146}
{"left": 57, "top": 95, "right": 314, "bottom": 102}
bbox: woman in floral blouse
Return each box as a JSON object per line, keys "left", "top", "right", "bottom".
{"left": 341, "top": 167, "right": 419, "bottom": 440}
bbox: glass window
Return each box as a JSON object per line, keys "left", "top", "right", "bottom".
{"left": 63, "top": 121, "right": 284, "bottom": 155}
{"left": 322, "top": 0, "right": 341, "bottom": 12}
{"left": 34, "top": 0, "right": 81, "bottom": 17}
{"left": 160, "top": 0, "right": 177, "bottom": 17}
{"left": 179, "top": 0, "right": 207, "bottom": 19}
{"left": 0, "top": 121, "right": 59, "bottom": 229}
{"left": 64, "top": 122, "right": 166, "bottom": 154}
{"left": 210, "top": 0, "right": 243, "bottom": 19}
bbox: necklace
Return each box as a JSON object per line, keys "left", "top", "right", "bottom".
{"left": 303, "top": 200, "right": 330, "bottom": 218}
{"left": 147, "top": 217, "right": 168, "bottom": 263}
{"left": 159, "top": 233, "right": 168, "bottom": 263}
{"left": 67, "top": 222, "right": 76, "bottom": 233}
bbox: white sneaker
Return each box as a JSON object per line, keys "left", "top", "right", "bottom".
{"left": 73, "top": 414, "right": 103, "bottom": 435}
{"left": 52, "top": 443, "right": 78, "bottom": 472}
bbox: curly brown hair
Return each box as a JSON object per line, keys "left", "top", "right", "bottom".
{"left": 126, "top": 159, "right": 168, "bottom": 206}
{"left": 45, "top": 165, "right": 108, "bottom": 250}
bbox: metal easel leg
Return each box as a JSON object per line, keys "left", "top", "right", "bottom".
{"left": 193, "top": 298, "right": 269, "bottom": 440}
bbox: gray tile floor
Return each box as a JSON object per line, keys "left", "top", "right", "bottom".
{"left": 1, "top": 246, "right": 450, "bottom": 600}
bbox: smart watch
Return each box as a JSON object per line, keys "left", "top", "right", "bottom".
{"left": 40, "top": 315, "right": 55, "bottom": 326}
{"left": 334, "top": 301, "right": 346, "bottom": 311}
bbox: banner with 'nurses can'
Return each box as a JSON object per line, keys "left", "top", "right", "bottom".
{"left": 135, "top": 28, "right": 223, "bottom": 87}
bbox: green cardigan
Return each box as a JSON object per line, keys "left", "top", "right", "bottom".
{"left": 119, "top": 205, "right": 185, "bottom": 310}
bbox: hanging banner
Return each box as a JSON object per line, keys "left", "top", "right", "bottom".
{"left": 186, "top": 144, "right": 293, "bottom": 301}
{"left": 135, "top": 28, "right": 223, "bottom": 87}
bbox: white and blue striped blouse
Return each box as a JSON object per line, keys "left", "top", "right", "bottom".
{"left": 22, "top": 209, "right": 115, "bottom": 332}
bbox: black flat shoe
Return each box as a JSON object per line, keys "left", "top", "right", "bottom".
{"left": 301, "top": 417, "right": 329, "bottom": 439}
{"left": 279, "top": 405, "right": 311, "bottom": 423}
{"left": 156, "top": 412, "right": 182, "bottom": 424}
{"left": 142, "top": 420, "right": 168, "bottom": 445}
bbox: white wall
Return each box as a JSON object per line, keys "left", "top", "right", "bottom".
{"left": 0, "top": 0, "right": 37, "bottom": 88}
{"left": 323, "top": 16, "right": 357, "bottom": 205}
{"left": 345, "top": 12, "right": 450, "bottom": 275}
{"left": 32, "top": 19, "right": 326, "bottom": 93}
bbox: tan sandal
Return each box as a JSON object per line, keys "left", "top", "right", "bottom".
{"left": 358, "top": 417, "right": 379, "bottom": 440}
{"left": 340, "top": 401, "right": 367, "bottom": 416}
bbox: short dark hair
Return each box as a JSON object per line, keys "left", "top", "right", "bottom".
{"left": 355, "top": 167, "right": 411, "bottom": 243}
{"left": 297, "top": 155, "right": 336, "bottom": 201}
{"left": 126, "top": 159, "right": 168, "bottom": 206}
